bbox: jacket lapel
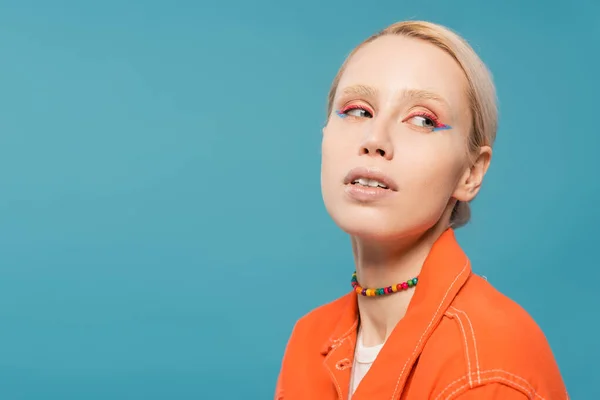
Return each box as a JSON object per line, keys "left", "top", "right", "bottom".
{"left": 320, "top": 291, "right": 359, "bottom": 400}
{"left": 349, "top": 229, "right": 472, "bottom": 399}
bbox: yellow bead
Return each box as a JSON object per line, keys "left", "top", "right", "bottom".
{"left": 391, "top": 285, "right": 398, "bottom": 292}
{"left": 367, "top": 289, "right": 375, "bottom": 296}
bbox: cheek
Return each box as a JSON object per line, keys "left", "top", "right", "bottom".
{"left": 321, "top": 128, "right": 353, "bottom": 171}
{"left": 396, "top": 142, "right": 465, "bottom": 193}
{"left": 320, "top": 129, "right": 356, "bottom": 205}
{"left": 321, "top": 138, "right": 340, "bottom": 194}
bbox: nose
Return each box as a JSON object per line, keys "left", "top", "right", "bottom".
{"left": 359, "top": 122, "right": 394, "bottom": 160}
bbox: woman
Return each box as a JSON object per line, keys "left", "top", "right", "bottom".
{"left": 274, "top": 21, "right": 568, "bottom": 400}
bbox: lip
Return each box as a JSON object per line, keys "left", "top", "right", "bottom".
{"left": 343, "top": 167, "right": 399, "bottom": 191}
{"left": 342, "top": 167, "right": 398, "bottom": 203}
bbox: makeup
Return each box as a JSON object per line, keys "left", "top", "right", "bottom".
{"left": 433, "top": 124, "right": 452, "bottom": 131}
{"left": 336, "top": 104, "right": 374, "bottom": 119}
{"left": 337, "top": 106, "right": 452, "bottom": 131}
{"left": 404, "top": 111, "right": 452, "bottom": 132}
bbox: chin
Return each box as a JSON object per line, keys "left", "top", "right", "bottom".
{"left": 325, "top": 200, "right": 443, "bottom": 242}
{"left": 328, "top": 205, "right": 408, "bottom": 241}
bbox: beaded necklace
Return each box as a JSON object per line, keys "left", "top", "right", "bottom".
{"left": 351, "top": 271, "right": 418, "bottom": 297}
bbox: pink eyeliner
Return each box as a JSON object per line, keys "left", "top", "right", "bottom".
{"left": 433, "top": 124, "right": 452, "bottom": 131}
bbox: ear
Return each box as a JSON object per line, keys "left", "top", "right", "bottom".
{"left": 453, "top": 146, "right": 492, "bottom": 202}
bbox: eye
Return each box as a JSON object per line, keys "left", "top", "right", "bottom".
{"left": 404, "top": 112, "right": 451, "bottom": 132}
{"left": 336, "top": 105, "right": 373, "bottom": 119}
{"left": 410, "top": 115, "right": 436, "bottom": 128}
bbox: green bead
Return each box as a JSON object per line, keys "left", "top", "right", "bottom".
{"left": 377, "top": 288, "right": 384, "bottom": 295}
{"left": 407, "top": 280, "right": 414, "bottom": 287}
{"left": 412, "top": 278, "right": 418, "bottom": 285}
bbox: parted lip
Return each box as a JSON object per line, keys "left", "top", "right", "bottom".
{"left": 343, "top": 167, "right": 399, "bottom": 191}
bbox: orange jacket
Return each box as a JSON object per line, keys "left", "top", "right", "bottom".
{"left": 275, "top": 229, "right": 568, "bottom": 399}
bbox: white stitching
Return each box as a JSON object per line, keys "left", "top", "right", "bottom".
{"left": 434, "top": 370, "right": 545, "bottom": 400}
{"left": 323, "top": 319, "right": 358, "bottom": 400}
{"left": 434, "top": 374, "right": 468, "bottom": 400}
{"left": 336, "top": 358, "right": 352, "bottom": 370}
{"left": 338, "top": 319, "right": 359, "bottom": 341}
{"left": 449, "top": 306, "right": 481, "bottom": 384}
{"left": 391, "top": 259, "right": 470, "bottom": 399}
{"left": 443, "top": 375, "right": 544, "bottom": 400}
{"left": 328, "top": 317, "right": 359, "bottom": 349}
{"left": 323, "top": 341, "right": 344, "bottom": 399}
{"left": 481, "top": 370, "right": 543, "bottom": 399}
{"left": 446, "top": 311, "right": 472, "bottom": 388}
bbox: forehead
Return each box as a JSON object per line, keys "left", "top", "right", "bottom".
{"left": 337, "top": 35, "right": 469, "bottom": 110}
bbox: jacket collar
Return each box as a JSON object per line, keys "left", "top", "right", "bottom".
{"left": 321, "top": 228, "right": 472, "bottom": 399}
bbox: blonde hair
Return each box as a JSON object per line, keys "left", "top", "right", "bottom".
{"left": 326, "top": 21, "right": 498, "bottom": 228}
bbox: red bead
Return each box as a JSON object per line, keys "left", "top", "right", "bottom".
{"left": 396, "top": 284, "right": 403, "bottom": 291}
{"left": 384, "top": 287, "right": 390, "bottom": 294}
{"left": 401, "top": 282, "right": 409, "bottom": 290}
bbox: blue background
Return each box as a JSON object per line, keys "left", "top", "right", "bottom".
{"left": 0, "top": 0, "right": 597, "bottom": 398}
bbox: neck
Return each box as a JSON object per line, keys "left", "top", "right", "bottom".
{"left": 352, "top": 218, "right": 451, "bottom": 347}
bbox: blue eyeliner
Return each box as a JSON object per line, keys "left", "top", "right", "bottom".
{"left": 336, "top": 109, "right": 452, "bottom": 131}
{"left": 432, "top": 124, "right": 452, "bottom": 131}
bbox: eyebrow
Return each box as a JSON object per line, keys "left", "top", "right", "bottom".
{"left": 401, "top": 88, "right": 450, "bottom": 107}
{"left": 339, "top": 84, "right": 450, "bottom": 108}
{"left": 341, "top": 84, "right": 378, "bottom": 99}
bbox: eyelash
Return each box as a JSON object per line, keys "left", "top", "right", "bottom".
{"left": 404, "top": 111, "right": 450, "bottom": 130}
{"left": 336, "top": 104, "right": 374, "bottom": 118}
{"left": 335, "top": 105, "right": 451, "bottom": 131}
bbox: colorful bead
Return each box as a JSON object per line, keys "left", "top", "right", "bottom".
{"left": 351, "top": 271, "right": 419, "bottom": 297}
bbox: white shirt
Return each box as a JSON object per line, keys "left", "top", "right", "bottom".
{"left": 349, "top": 328, "right": 384, "bottom": 398}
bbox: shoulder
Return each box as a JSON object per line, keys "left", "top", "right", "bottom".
{"left": 279, "top": 291, "right": 355, "bottom": 359}
{"left": 450, "top": 274, "right": 557, "bottom": 368}
{"left": 428, "top": 274, "right": 568, "bottom": 399}
{"left": 287, "top": 292, "right": 355, "bottom": 347}
{"left": 296, "top": 292, "right": 354, "bottom": 329}
{"left": 275, "top": 292, "right": 356, "bottom": 398}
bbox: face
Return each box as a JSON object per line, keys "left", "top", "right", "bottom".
{"left": 321, "top": 35, "right": 489, "bottom": 240}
